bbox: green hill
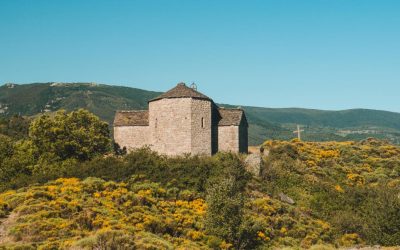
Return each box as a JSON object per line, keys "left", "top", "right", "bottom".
{"left": 0, "top": 82, "right": 160, "bottom": 121}
{"left": 1, "top": 82, "right": 400, "bottom": 145}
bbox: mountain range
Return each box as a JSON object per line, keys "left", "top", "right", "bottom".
{"left": 1, "top": 82, "right": 400, "bottom": 145}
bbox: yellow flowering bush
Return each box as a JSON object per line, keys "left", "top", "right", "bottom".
{"left": 0, "top": 178, "right": 208, "bottom": 249}
{"left": 1, "top": 138, "right": 400, "bottom": 249}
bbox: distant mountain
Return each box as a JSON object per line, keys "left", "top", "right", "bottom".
{"left": 0, "top": 82, "right": 160, "bottom": 120}
{"left": 1, "top": 82, "right": 400, "bottom": 145}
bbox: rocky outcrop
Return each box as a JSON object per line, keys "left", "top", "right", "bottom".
{"left": 244, "top": 153, "right": 263, "bottom": 176}
{"left": 278, "top": 192, "right": 295, "bottom": 205}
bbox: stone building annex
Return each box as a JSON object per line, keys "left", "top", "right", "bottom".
{"left": 113, "top": 83, "right": 248, "bottom": 155}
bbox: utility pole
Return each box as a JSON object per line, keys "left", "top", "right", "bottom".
{"left": 293, "top": 125, "right": 304, "bottom": 141}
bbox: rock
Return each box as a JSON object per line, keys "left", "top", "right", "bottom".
{"left": 278, "top": 192, "right": 295, "bottom": 205}
{"left": 244, "top": 153, "right": 263, "bottom": 176}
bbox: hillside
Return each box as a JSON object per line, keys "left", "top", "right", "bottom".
{"left": 1, "top": 139, "right": 400, "bottom": 249}
{"left": 0, "top": 82, "right": 160, "bottom": 122}
{"left": 2, "top": 82, "right": 400, "bottom": 145}
{"left": 0, "top": 110, "right": 399, "bottom": 249}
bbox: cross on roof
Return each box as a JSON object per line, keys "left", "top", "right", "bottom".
{"left": 293, "top": 125, "right": 305, "bottom": 141}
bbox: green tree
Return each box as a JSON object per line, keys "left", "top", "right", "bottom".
{"left": 0, "top": 134, "right": 14, "bottom": 164}
{"left": 0, "top": 139, "right": 37, "bottom": 190}
{"left": 205, "top": 153, "right": 251, "bottom": 249}
{"left": 360, "top": 185, "right": 400, "bottom": 245}
{"left": 0, "top": 115, "right": 30, "bottom": 139}
{"left": 205, "top": 177, "right": 244, "bottom": 247}
{"left": 29, "top": 109, "right": 111, "bottom": 161}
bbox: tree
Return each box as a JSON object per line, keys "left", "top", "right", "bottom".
{"left": 205, "top": 177, "right": 244, "bottom": 247}
{"left": 29, "top": 109, "right": 111, "bottom": 161}
{"left": 205, "top": 153, "right": 252, "bottom": 249}
{"left": 0, "top": 138, "right": 37, "bottom": 190}
{"left": 0, "top": 134, "right": 14, "bottom": 164}
{"left": 360, "top": 184, "right": 400, "bottom": 245}
{"left": 0, "top": 115, "right": 30, "bottom": 139}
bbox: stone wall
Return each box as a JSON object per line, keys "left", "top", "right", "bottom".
{"left": 149, "top": 98, "right": 193, "bottom": 155}
{"left": 114, "top": 126, "right": 150, "bottom": 151}
{"left": 191, "top": 99, "right": 212, "bottom": 155}
{"left": 218, "top": 125, "right": 239, "bottom": 152}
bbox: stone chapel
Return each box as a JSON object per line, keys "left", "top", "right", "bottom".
{"left": 113, "top": 83, "right": 248, "bottom": 155}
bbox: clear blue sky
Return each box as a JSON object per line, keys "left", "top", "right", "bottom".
{"left": 1, "top": 0, "right": 399, "bottom": 112}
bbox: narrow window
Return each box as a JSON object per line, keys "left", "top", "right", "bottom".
{"left": 201, "top": 117, "right": 205, "bottom": 128}
{"left": 155, "top": 118, "right": 158, "bottom": 128}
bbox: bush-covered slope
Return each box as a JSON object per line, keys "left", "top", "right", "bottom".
{"left": 2, "top": 82, "right": 400, "bottom": 145}
{"left": 1, "top": 139, "right": 400, "bottom": 249}
{"left": 0, "top": 145, "right": 330, "bottom": 250}
{"left": 261, "top": 139, "right": 400, "bottom": 247}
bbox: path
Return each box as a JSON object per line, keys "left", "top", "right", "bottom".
{"left": 0, "top": 212, "right": 18, "bottom": 245}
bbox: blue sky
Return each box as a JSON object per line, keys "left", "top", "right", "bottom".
{"left": 0, "top": 0, "right": 399, "bottom": 112}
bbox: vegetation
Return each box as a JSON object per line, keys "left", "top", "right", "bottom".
{"left": 0, "top": 115, "right": 30, "bottom": 139}
{"left": 2, "top": 82, "right": 400, "bottom": 145}
{"left": 0, "top": 109, "right": 400, "bottom": 249}
{"left": 261, "top": 139, "right": 400, "bottom": 247}
{"left": 29, "top": 109, "right": 111, "bottom": 161}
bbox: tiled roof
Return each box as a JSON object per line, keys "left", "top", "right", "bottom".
{"left": 114, "top": 110, "right": 149, "bottom": 126}
{"left": 149, "top": 83, "right": 212, "bottom": 102}
{"left": 218, "top": 108, "right": 246, "bottom": 126}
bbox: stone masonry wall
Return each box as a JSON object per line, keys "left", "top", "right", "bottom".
{"left": 115, "top": 97, "right": 247, "bottom": 155}
{"left": 218, "top": 125, "right": 239, "bottom": 152}
{"left": 114, "top": 126, "right": 150, "bottom": 151}
{"left": 191, "top": 99, "right": 212, "bottom": 155}
{"left": 149, "top": 98, "right": 192, "bottom": 155}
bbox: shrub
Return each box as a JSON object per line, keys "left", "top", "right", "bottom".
{"left": 74, "top": 229, "right": 136, "bottom": 249}
{"left": 29, "top": 109, "right": 111, "bottom": 161}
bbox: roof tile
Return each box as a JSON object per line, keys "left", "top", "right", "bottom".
{"left": 218, "top": 108, "right": 245, "bottom": 126}
{"left": 149, "top": 83, "right": 212, "bottom": 102}
{"left": 114, "top": 110, "right": 149, "bottom": 126}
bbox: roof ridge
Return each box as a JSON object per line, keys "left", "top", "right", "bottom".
{"left": 149, "top": 82, "right": 212, "bottom": 102}
{"left": 218, "top": 107, "right": 244, "bottom": 111}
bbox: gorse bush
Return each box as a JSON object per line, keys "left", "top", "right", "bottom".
{"left": 0, "top": 177, "right": 208, "bottom": 249}
{"left": 261, "top": 139, "right": 400, "bottom": 247}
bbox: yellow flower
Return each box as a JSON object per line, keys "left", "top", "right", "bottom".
{"left": 334, "top": 185, "right": 345, "bottom": 193}
{"left": 257, "top": 231, "right": 271, "bottom": 242}
{"left": 347, "top": 173, "right": 365, "bottom": 186}
{"left": 219, "top": 241, "right": 233, "bottom": 249}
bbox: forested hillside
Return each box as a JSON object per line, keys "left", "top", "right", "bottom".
{"left": 0, "top": 82, "right": 159, "bottom": 121}
{"left": 0, "top": 110, "right": 400, "bottom": 249}
{"left": 1, "top": 82, "right": 400, "bottom": 145}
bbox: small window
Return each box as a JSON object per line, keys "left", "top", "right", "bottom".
{"left": 201, "top": 117, "right": 205, "bottom": 128}
{"left": 155, "top": 118, "right": 158, "bottom": 128}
